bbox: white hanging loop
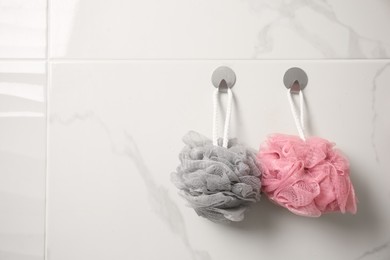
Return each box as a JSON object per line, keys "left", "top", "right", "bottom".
{"left": 287, "top": 88, "right": 306, "bottom": 141}
{"left": 212, "top": 87, "right": 233, "bottom": 148}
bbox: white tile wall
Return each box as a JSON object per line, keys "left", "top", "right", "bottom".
{"left": 47, "top": 61, "right": 390, "bottom": 260}
{"left": 0, "top": 61, "right": 46, "bottom": 259}
{"left": 1, "top": 1, "right": 390, "bottom": 260}
{"left": 0, "top": 0, "right": 47, "bottom": 58}
{"left": 49, "top": 0, "right": 390, "bottom": 59}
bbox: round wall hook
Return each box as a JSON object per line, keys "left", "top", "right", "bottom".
{"left": 212, "top": 66, "right": 236, "bottom": 92}
{"left": 283, "top": 67, "right": 308, "bottom": 93}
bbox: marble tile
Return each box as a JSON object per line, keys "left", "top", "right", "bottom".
{"left": 0, "top": 0, "right": 47, "bottom": 58}
{"left": 48, "top": 61, "right": 390, "bottom": 260}
{"left": 0, "top": 61, "right": 46, "bottom": 260}
{"left": 49, "top": 0, "right": 390, "bottom": 59}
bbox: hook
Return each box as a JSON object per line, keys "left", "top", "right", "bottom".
{"left": 283, "top": 67, "right": 308, "bottom": 94}
{"left": 212, "top": 66, "right": 236, "bottom": 92}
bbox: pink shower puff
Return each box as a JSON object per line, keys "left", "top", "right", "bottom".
{"left": 258, "top": 134, "right": 357, "bottom": 217}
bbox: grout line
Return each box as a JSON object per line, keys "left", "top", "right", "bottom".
{"left": 1, "top": 58, "right": 390, "bottom": 62}
{"left": 44, "top": 62, "right": 51, "bottom": 260}
{"left": 45, "top": 58, "right": 390, "bottom": 63}
{"left": 44, "top": 64, "right": 50, "bottom": 260}
{"left": 44, "top": 0, "right": 50, "bottom": 258}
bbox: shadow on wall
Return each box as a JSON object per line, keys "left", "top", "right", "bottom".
{"left": 220, "top": 159, "right": 385, "bottom": 259}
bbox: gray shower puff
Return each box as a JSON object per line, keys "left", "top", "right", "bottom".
{"left": 171, "top": 131, "right": 261, "bottom": 223}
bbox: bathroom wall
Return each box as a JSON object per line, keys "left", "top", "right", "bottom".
{"left": 1, "top": 0, "right": 390, "bottom": 259}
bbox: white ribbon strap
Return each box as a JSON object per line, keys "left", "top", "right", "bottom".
{"left": 212, "top": 87, "right": 233, "bottom": 148}
{"left": 287, "top": 88, "right": 306, "bottom": 141}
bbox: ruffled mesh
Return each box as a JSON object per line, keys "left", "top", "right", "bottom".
{"left": 171, "top": 131, "right": 262, "bottom": 223}
{"left": 258, "top": 134, "right": 357, "bottom": 217}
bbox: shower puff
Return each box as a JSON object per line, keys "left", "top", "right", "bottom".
{"left": 258, "top": 134, "right": 357, "bottom": 217}
{"left": 172, "top": 131, "right": 261, "bottom": 223}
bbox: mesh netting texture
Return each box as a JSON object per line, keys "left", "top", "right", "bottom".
{"left": 171, "top": 131, "right": 262, "bottom": 223}
{"left": 258, "top": 134, "right": 357, "bottom": 217}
